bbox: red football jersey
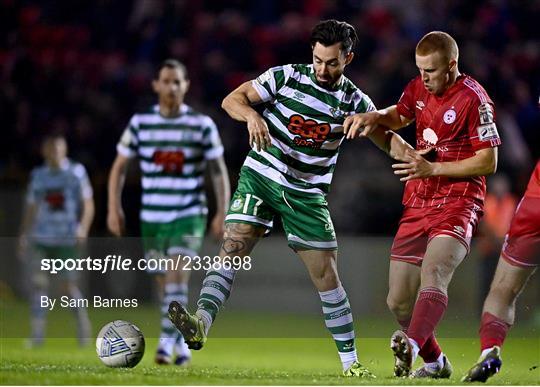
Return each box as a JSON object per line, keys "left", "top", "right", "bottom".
{"left": 524, "top": 161, "right": 540, "bottom": 198}
{"left": 396, "top": 74, "right": 501, "bottom": 208}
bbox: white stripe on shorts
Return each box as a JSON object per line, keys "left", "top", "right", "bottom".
{"left": 287, "top": 234, "right": 337, "bottom": 249}
{"left": 226, "top": 213, "right": 273, "bottom": 228}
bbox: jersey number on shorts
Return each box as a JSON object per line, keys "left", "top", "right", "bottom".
{"left": 243, "top": 193, "right": 263, "bottom": 216}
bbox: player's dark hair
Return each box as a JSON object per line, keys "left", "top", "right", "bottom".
{"left": 310, "top": 19, "right": 358, "bottom": 55}
{"left": 156, "top": 59, "right": 188, "bottom": 80}
{"left": 42, "top": 132, "right": 66, "bottom": 145}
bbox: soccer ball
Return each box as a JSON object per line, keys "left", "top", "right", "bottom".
{"left": 96, "top": 320, "right": 145, "bottom": 367}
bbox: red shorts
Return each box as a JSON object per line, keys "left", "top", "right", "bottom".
{"left": 390, "top": 199, "right": 483, "bottom": 266}
{"left": 501, "top": 196, "right": 540, "bottom": 267}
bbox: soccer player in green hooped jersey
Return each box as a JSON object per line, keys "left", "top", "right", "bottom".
{"left": 107, "top": 59, "right": 231, "bottom": 366}
{"left": 168, "top": 20, "right": 415, "bottom": 377}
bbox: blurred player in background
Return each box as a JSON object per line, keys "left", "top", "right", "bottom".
{"left": 19, "top": 134, "right": 94, "bottom": 346}
{"left": 168, "top": 19, "right": 415, "bottom": 377}
{"left": 344, "top": 31, "right": 501, "bottom": 378}
{"left": 107, "top": 59, "right": 230, "bottom": 366}
{"left": 463, "top": 161, "right": 539, "bottom": 382}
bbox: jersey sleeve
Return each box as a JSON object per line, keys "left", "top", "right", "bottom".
{"left": 354, "top": 92, "right": 377, "bottom": 113}
{"left": 251, "top": 65, "right": 294, "bottom": 102}
{"left": 395, "top": 78, "right": 418, "bottom": 120}
{"left": 74, "top": 163, "right": 93, "bottom": 199}
{"left": 116, "top": 115, "right": 139, "bottom": 158}
{"left": 202, "top": 117, "right": 224, "bottom": 160}
{"left": 467, "top": 98, "right": 501, "bottom": 150}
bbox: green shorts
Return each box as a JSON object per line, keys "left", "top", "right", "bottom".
{"left": 141, "top": 215, "right": 206, "bottom": 268}
{"left": 34, "top": 244, "right": 78, "bottom": 260}
{"left": 226, "top": 167, "right": 337, "bottom": 251}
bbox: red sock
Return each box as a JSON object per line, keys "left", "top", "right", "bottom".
{"left": 398, "top": 317, "right": 441, "bottom": 362}
{"left": 398, "top": 318, "right": 411, "bottom": 332}
{"left": 479, "top": 312, "right": 511, "bottom": 350}
{"left": 419, "top": 334, "right": 442, "bottom": 362}
{"left": 407, "top": 287, "right": 448, "bottom": 348}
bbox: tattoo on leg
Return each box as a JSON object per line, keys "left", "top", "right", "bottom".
{"left": 221, "top": 238, "right": 246, "bottom": 254}
{"left": 219, "top": 223, "right": 264, "bottom": 256}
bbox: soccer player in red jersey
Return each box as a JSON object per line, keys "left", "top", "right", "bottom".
{"left": 343, "top": 31, "right": 501, "bottom": 378}
{"left": 463, "top": 161, "right": 540, "bottom": 382}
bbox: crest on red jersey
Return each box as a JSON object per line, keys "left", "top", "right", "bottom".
{"left": 443, "top": 109, "right": 456, "bottom": 124}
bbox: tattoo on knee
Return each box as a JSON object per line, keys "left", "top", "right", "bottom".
{"left": 220, "top": 223, "right": 262, "bottom": 255}
{"left": 221, "top": 238, "right": 247, "bottom": 254}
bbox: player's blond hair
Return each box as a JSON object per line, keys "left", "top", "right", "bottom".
{"left": 416, "top": 31, "right": 459, "bottom": 62}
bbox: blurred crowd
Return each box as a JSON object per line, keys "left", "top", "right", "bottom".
{"left": 1, "top": 0, "right": 539, "bottom": 234}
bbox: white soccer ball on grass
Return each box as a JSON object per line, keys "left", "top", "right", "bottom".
{"left": 96, "top": 320, "right": 145, "bottom": 367}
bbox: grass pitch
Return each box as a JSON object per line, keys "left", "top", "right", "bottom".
{"left": 1, "top": 302, "right": 538, "bottom": 385}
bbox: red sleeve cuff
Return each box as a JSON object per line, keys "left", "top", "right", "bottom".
{"left": 473, "top": 137, "right": 501, "bottom": 151}
{"left": 396, "top": 102, "right": 415, "bottom": 120}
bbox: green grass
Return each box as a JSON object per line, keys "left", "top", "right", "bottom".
{"left": 1, "top": 301, "right": 539, "bottom": 385}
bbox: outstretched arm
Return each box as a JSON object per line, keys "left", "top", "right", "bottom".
{"left": 343, "top": 105, "right": 413, "bottom": 139}
{"left": 221, "top": 81, "right": 272, "bottom": 151}
{"left": 207, "top": 156, "right": 231, "bottom": 240}
{"left": 365, "top": 125, "right": 415, "bottom": 162}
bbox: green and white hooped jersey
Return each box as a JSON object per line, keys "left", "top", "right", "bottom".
{"left": 117, "top": 104, "right": 224, "bottom": 223}
{"left": 248, "top": 63, "right": 376, "bottom": 195}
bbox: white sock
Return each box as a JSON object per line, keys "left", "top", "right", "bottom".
{"left": 174, "top": 335, "right": 191, "bottom": 358}
{"left": 196, "top": 309, "right": 213, "bottom": 335}
{"left": 424, "top": 352, "right": 444, "bottom": 370}
{"left": 339, "top": 349, "right": 358, "bottom": 371}
{"left": 409, "top": 338, "right": 420, "bottom": 363}
{"left": 157, "top": 336, "right": 175, "bottom": 356}
{"left": 160, "top": 282, "right": 188, "bottom": 356}
{"left": 481, "top": 347, "right": 495, "bottom": 358}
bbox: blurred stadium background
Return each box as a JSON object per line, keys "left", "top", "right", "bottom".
{"left": 1, "top": 0, "right": 539, "bottom": 336}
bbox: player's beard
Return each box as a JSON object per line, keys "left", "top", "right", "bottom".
{"left": 316, "top": 74, "right": 337, "bottom": 88}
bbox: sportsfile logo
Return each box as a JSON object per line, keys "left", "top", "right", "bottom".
{"left": 40, "top": 254, "right": 252, "bottom": 274}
